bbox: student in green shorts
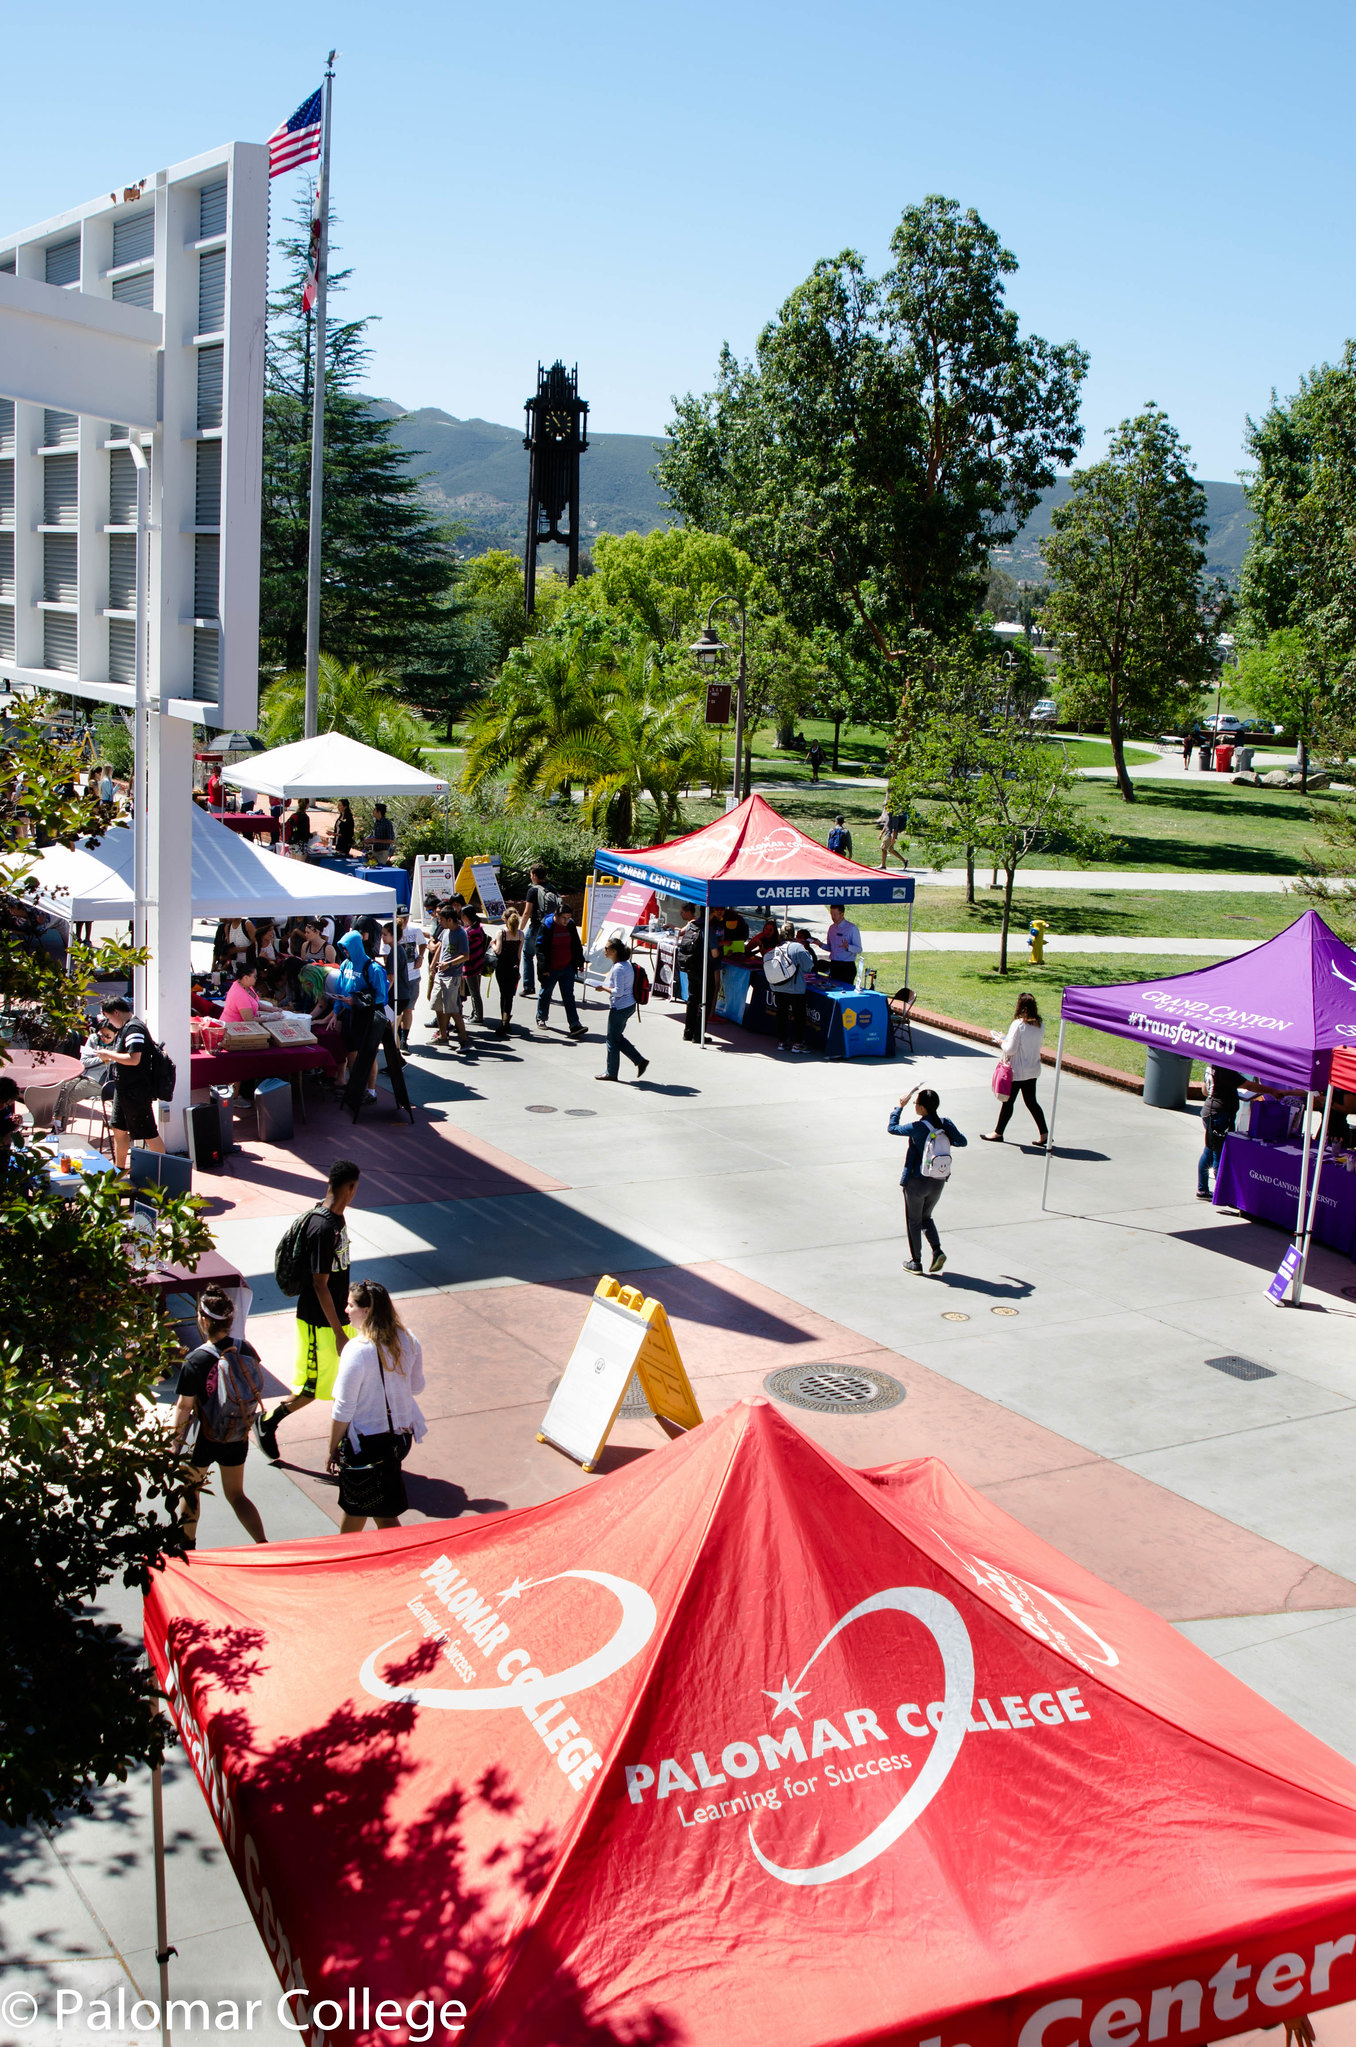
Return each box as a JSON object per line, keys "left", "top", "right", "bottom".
{"left": 255, "top": 1158, "right": 360, "bottom": 1461}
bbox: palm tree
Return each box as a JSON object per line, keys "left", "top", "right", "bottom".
{"left": 462, "top": 634, "right": 717, "bottom": 843}
{"left": 461, "top": 636, "right": 602, "bottom": 807}
{"left": 260, "top": 654, "right": 434, "bottom": 767}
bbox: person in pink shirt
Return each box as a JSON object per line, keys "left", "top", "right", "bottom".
{"left": 220, "top": 963, "right": 261, "bottom": 1024}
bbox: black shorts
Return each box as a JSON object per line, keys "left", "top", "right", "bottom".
{"left": 187, "top": 1434, "right": 248, "bottom": 1468}
{"left": 112, "top": 1090, "right": 158, "bottom": 1139}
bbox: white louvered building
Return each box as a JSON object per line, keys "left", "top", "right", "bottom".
{"left": 0, "top": 143, "right": 267, "bottom": 730}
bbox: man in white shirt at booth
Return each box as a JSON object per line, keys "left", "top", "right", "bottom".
{"left": 821, "top": 901, "right": 863, "bottom": 986}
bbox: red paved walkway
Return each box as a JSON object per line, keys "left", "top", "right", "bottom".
{"left": 250, "top": 1260, "right": 1356, "bottom": 1623}
{"left": 194, "top": 1092, "right": 565, "bottom": 1220}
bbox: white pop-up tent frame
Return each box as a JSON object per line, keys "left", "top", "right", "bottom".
{"left": 27, "top": 806, "right": 397, "bottom": 923}
{"left": 220, "top": 730, "right": 448, "bottom": 799}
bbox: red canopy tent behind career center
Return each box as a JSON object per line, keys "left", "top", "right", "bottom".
{"left": 144, "top": 1400, "right": 1356, "bottom": 2047}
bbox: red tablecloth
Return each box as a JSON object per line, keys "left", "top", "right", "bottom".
{"left": 190, "top": 1044, "right": 336, "bottom": 1088}
{"left": 135, "top": 1248, "right": 246, "bottom": 1297}
{"left": 6, "top": 1051, "right": 84, "bottom": 1091}
{"left": 218, "top": 813, "right": 281, "bottom": 842}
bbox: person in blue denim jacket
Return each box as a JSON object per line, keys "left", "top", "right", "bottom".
{"left": 888, "top": 1085, "right": 967, "bottom": 1274}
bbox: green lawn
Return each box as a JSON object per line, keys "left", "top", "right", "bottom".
{"left": 865, "top": 949, "right": 1222, "bottom": 1080}
{"left": 860, "top": 886, "right": 1303, "bottom": 942}
{"left": 1065, "top": 779, "right": 1342, "bottom": 876}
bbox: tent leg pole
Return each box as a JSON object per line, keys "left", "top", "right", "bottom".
{"left": 1289, "top": 1090, "right": 1316, "bottom": 1305}
{"left": 1294, "top": 1082, "right": 1333, "bottom": 1305}
{"left": 152, "top": 1757, "right": 175, "bottom": 2047}
{"left": 700, "top": 904, "right": 710, "bottom": 1049}
{"left": 903, "top": 897, "right": 913, "bottom": 1009}
{"left": 1041, "top": 1020, "right": 1066, "bottom": 1212}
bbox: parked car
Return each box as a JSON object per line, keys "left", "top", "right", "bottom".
{"left": 1202, "top": 714, "right": 1247, "bottom": 736}
{"left": 1030, "top": 699, "right": 1059, "bottom": 727}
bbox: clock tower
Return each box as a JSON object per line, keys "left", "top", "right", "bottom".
{"left": 522, "top": 360, "right": 590, "bottom": 616}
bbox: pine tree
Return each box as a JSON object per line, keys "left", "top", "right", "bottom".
{"left": 260, "top": 203, "right": 489, "bottom": 733}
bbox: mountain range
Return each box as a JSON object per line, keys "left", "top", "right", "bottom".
{"left": 372, "top": 400, "right": 1254, "bottom": 583}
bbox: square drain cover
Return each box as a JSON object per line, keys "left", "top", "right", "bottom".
{"left": 1206, "top": 1355, "right": 1276, "bottom": 1381}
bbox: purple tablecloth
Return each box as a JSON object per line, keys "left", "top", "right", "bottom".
{"left": 1214, "top": 1132, "right": 1356, "bottom": 1258}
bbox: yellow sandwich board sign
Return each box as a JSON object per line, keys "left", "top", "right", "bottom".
{"left": 538, "top": 1276, "right": 703, "bottom": 1472}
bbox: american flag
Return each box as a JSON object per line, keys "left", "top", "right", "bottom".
{"left": 269, "top": 89, "right": 323, "bottom": 178}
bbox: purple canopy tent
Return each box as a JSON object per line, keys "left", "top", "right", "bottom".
{"left": 1042, "top": 911, "right": 1356, "bottom": 1304}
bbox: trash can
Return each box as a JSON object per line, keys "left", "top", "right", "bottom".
{"left": 1197, "top": 744, "right": 1212, "bottom": 770}
{"left": 1214, "top": 744, "right": 1234, "bottom": 771}
{"left": 213, "top": 1084, "right": 240, "bottom": 1157}
{"left": 254, "top": 1074, "right": 294, "bottom": 1143}
{"left": 1236, "top": 745, "right": 1254, "bottom": 772}
{"left": 1143, "top": 1045, "right": 1192, "bottom": 1111}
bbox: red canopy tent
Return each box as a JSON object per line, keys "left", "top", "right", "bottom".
{"left": 145, "top": 1401, "right": 1356, "bottom": 2047}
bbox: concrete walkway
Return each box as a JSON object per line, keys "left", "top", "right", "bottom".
{"left": 909, "top": 867, "right": 1298, "bottom": 891}
{"left": 10, "top": 993, "right": 1356, "bottom": 2035}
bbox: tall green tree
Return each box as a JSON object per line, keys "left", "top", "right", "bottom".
{"left": 1238, "top": 346, "right": 1356, "bottom": 760}
{"left": 657, "top": 196, "right": 1087, "bottom": 680}
{"left": 1228, "top": 630, "right": 1338, "bottom": 793}
{"left": 893, "top": 673, "right": 1105, "bottom": 965}
{"left": 1042, "top": 408, "right": 1221, "bottom": 802}
{"left": 1, "top": 711, "right": 208, "bottom": 1827}
{"left": 260, "top": 204, "right": 482, "bottom": 714}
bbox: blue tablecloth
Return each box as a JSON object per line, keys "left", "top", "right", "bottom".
{"left": 1214, "top": 1132, "right": 1356, "bottom": 1259}
{"left": 743, "top": 971, "right": 892, "bottom": 1058}
{"left": 353, "top": 865, "right": 410, "bottom": 908}
{"left": 305, "top": 858, "right": 410, "bottom": 908}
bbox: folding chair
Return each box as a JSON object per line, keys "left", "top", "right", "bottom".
{"left": 889, "top": 986, "right": 917, "bottom": 1056}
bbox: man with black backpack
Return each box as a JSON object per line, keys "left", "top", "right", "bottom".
{"left": 255, "top": 1158, "right": 360, "bottom": 1462}
{"left": 97, "top": 995, "right": 166, "bottom": 1168}
{"left": 520, "top": 863, "right": 559, "bottom": 998}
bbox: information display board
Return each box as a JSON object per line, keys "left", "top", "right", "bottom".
{"left": 410, "top": 856, "right": 461, "bottom": 928}
{"left": 470, "top": 858, "right": 505, "bottom": 920}
{"left": 538, "top": 1276, "right": 703, "bottom": 1472}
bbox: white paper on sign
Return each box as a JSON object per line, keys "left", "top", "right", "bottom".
{"left": 471, "top": 860, "right": 506, "bottom": 919}
{"left": 539, "top": 1297, "right": 647, "bottom": 1466}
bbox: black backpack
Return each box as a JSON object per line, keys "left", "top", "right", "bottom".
{"left": 273, "top": 1206, "right": 329, "bottom": 1296}
{"left": 631, "top": 961, "right": 651, "bottom": 1006}
{"left": 145, "top": 1036, "right": 176, "bottom": 1101}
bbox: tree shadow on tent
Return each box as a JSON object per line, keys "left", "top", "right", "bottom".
{"left": 164, "top": 1619, "right": 683, "bottom": 2046}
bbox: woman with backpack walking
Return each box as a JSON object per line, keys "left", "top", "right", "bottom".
{"left": 888, "top": 1085, "right": 967, "bottom": 1274}
{"left": 327, "top": 1280, "right": 427, "bottom": 1531}
{"left": 596, "top": 938, "right": 650, "bottom": 1082}
{"left": 982, "top": 992, "right": 1049, "bottom": 1149}
{"left": 171, "top": 1285, "right": 268, "bottom": 1547}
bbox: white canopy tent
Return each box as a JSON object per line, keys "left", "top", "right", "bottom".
{"left": 219, "top": 731, "right": 448, "bottom": 800}
{"left": 26, "top": 806, "right": 398, "bottom": 923}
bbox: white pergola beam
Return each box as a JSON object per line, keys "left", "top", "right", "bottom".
{"left": 0, "top": 272, "right": 161, "bottom": 426}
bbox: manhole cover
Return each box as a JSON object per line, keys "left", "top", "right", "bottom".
{"left": 763, "top": 1365, "right": 905, "bottom": 1415}
{"left": 526, "top": 1104, "right": 557, "bottom": 1113}
{"left": 991, "top": 1305, "right": 1019, "bottom": 1317}
{"left": 564, "top": 1108, "right": 597, "bottom": 1118}
{"left": 1206, "top": 1354, "right": 1276, "bottom": 1381}
{"left": 941, "top": 1311, "right": 970, "bottom": 1323}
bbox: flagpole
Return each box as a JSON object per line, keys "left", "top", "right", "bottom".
{"left": 303, "top": 51, "right": 335, "bottom": 740}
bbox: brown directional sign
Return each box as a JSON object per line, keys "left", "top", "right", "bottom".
{"left": 705, "top": 682, "right": 732, "bottom": 726}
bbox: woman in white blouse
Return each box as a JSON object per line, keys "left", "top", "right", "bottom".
{"left": 327, "top": 1279, "right": 427, "bottom": 1530}
{"left": 982, "top": 991, "right": 1049, "bottom": 1150}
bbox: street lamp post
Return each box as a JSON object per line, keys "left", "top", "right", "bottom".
{"left": 690, "top": 598, "right": 748, "bottom": 812}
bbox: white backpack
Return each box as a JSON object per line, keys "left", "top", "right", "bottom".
{"left": 763, "top": 943, "right": 799, "bottom": 988}
{"left": 920, "top": 1124, "right": 953, "bottom": 1180}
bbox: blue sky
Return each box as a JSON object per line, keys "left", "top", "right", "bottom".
{"left": 6, "top": 0, "right": 1353, "bottom": 481}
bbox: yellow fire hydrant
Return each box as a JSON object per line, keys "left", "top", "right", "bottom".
{"left": 1029, "top": 918, "right": 1050, "bottom": 965}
